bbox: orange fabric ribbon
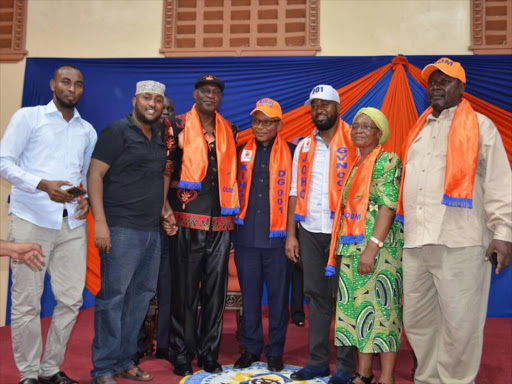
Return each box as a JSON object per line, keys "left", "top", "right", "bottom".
{"left": 294, "top": 119, "right": 356, "bottom": 221}
{"left": 235, "top": 133, "right": 292, "bottom": 237}
{"left": 178, "top": 104, "right": 239, "bottom": 215}
{"left": 396, "top": 98, "right": 479, "bottom": 223}
{"left": 326, "top": 145, "right": 384, "bottom": 268}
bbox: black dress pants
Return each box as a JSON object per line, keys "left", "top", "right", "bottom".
{"left": 298, "top": 225, "right": 356, "bottom": 371}
{"left": 156, "top": 229, "right": 171, "bottom": 351}
{"left": 168, "top": 227, "right": 230, "bottom": 364}
{"left": 290, "top": 259, "right": 305, "bottom": 323}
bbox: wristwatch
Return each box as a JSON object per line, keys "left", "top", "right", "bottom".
{"left": 370, "top": 236, "right": 384, "bottom": 248}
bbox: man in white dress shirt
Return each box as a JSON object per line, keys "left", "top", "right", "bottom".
{"left": 0, "top": 65, "right": 97, "bottom": 384}
{"left": 285, "top": 85, "right": 357, "bottom": 383}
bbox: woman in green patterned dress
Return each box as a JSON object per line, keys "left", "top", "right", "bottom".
{"left": 325, "top": 107, "right": 403, "bottom": 384}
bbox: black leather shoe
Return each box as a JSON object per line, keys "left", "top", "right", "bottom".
{"left": 202, "top": 360, "right": 222, "bottom": 374}
{"left": 155, "top": 348, "right": 169, "bottom": 360}
{"left": 18, "top": 379, "right": 37, "bottom": 384}
{"left": 38, "top": 371, "right": 78, "bottom": 384}
{"left": 174, "top": 363, "right": 193, "bottom": 376}
{"left": 293, "top": 319, "right": 305, "bottom": 327}
{"left": 267, "top": 356, "right": 284, "bottom": 372}
{"left": 234, "top": 352, "right": 259, "bottom": 368}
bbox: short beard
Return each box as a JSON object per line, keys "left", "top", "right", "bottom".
{"left": 54, "top": 94, "right": 78, "bottom": 109}
{"left": 314, "top": 114, "right": 338, "bottom": 131}
{"left": 134, "top": 107, "right": 160, "bottom": 125}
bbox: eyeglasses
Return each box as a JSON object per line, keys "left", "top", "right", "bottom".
{"left": 351, "top": 124, "right": 377, "bottom": 132}
{"left": 198, "top": 87, "right": 222, "bottom": 97}
{"left": 251, "top": 118, "right": 280, "bottom": 127}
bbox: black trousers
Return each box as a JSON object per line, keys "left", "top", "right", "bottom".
{"left": 168, "top": 227, "right": 230, "bottom": 364}
{"left": 299, "top": 225, "right": 356, "bottom": 371}
{"left": 156, "top": 230, "right": 171, "bottom": 351}
{"left": 290, "top": 259, "right": 305, "bottom": 323}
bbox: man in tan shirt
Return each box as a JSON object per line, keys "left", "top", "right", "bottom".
{"left": 402, "top": 58, "right": 512, "bottom": 384}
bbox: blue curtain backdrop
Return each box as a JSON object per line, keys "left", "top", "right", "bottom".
{"left": 4, "top": 55, "right": 511, "bottom": 324}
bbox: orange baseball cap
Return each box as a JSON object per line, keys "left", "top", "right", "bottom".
{"left": 421, "top": 57, "right": 466, "bottom": 84}
{"left": 250, "top": 98, "right": 282, "bottom": 119}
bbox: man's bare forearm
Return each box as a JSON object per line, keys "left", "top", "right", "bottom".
{"left": 286, "top": 196, "right": 298, "bottom": 238}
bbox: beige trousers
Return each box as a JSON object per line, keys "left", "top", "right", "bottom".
{"left": 403, "top": 245, "right": 491, "bottom": 384}
{"left": 8, "top": 214, "right": 87, "bottom": 380}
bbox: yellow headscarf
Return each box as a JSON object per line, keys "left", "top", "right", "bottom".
{"left": 353, "top": 107, "right": 389, "bottom": 144}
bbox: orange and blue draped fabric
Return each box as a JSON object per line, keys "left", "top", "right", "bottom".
{"left": 6, "top": 55, "right": 511, "bottom": 325}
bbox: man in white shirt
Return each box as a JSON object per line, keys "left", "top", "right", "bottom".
{"left": 0, "top": 65, "right": 97, "bottom": 384}
{"left": 285, "top": 85, "right": 357, "bottom": 383}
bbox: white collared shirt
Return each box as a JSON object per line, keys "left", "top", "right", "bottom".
{"left": 290, "top": 131, "right": 333, "bottom": 234}
{"left": 0, "top": 100, "right": 97, "bottom": 230}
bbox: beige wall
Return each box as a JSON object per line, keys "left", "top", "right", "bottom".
{"left": 321, "top": 0, "right": 471, "bottom": 55}
{"left": 0, "top": 64, "right": 26, "bottom": 325}
{"left": 0, "top": 0, "right": 471, "bottom": 325}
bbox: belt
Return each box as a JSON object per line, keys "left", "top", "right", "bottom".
{"left": 63, "top": 209, "right": 68, "bottom": 217}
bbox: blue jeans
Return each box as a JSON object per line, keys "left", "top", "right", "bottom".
{"left": 91, "top": 227, "right": 160, "bottom": 379}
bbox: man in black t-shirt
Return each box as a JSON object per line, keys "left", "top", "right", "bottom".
{"left": 134, "top": 95, "right": 176, "bottom": 363}
{"left": 88, "top": 80, "right": 170, "bottom": 384}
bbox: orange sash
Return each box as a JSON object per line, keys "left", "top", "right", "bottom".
{"left": 178, "top": 104, "right": 240, "bottom": 215}
{"left": 326, "top": 145, "right": 384, "bottom": 269}
{"left": 396, "top": 98, "right": 479, "bottom": 223}
{"left": 235, "top": 134, "right": 292, "bottom": 238}
{"left": 294, "top": 119, "right": 356, "bottom": 221}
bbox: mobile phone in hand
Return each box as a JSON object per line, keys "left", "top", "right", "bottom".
{"left": 65, "top": 186, "right": 86, "bottom": 198}
{"left": 296, "top": 255, "right": 303, "bottom": 270}
{"left": 490, "top": 252, "right": 498, "bottom": 270}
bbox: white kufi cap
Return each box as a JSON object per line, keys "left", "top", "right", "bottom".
{"left": 135, "top": 80, "right": 165, "bottom": 96}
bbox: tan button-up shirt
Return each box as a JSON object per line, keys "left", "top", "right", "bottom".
{"left": 403, "top": 105, "right": 512, "bottom": 249}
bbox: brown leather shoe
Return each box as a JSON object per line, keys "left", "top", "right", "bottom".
{"left": 92, "top": 374, "right": 118, "bottom": 384}
{"left": 116, "top": 366, "right": 153, "bottom": 382}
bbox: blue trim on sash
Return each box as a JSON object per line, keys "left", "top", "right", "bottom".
{"left": 221, "top": 206, "right": 240, "bottom": 215}
{"left": 395, "top": 213, "right": 404, "bottom": 224}
{"left": 294, "top": 213, "right": 306, "bottom": 222}
{"left": 177, "top": 180, "right": 201, "bottom": 190}
{"left": 340, "top": 234, "right": 365, "bottom": 244}
{"left": 330, "top": 211, "right": 335, "bottom": 219}
{"left": 441, "top": 195, "right": 473, "bottom": 209}
{"left": 234, "top": 217, "right": 244, "bottom": 225}
{"left": 269, "top": 230, "right": 287, "bottom": 238}
{"left": 325, "top": 265, "right": 336, "bottom": 277}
